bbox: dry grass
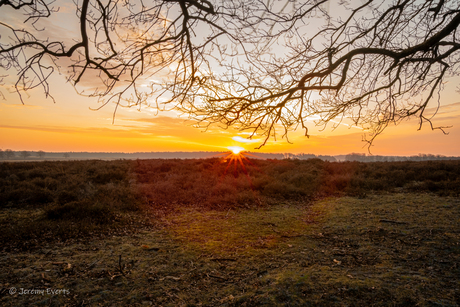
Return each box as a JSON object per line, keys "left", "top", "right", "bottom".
{"left": 163, "top": 204, "right": 316, "bottom": 255}
{"left": 1, "top": 193, "right": 459, "bottom": 306}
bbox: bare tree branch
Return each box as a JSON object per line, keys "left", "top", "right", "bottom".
{"left": 1, "top": 0, "right": 459, "bottom": 149}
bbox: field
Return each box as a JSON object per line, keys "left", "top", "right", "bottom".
{"left": 0, "top": 158, "right": 459, "bottom": 306}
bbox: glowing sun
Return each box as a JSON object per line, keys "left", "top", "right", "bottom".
{"left": 227, "top": 146, "right": 245, "bottom": 155}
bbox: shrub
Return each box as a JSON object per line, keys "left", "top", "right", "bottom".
{"left": 0, "top": 160, "right": 145, "bottom": 251}
{"left": 45, "top": 200, "right": 115, "bottom": 224}
{"left": 2, "top": 157, "right": 460, "bottom": 251}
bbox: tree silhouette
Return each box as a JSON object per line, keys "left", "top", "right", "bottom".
{"left": 1, "top": 0, "right": 459, "bottom": 147}
{"left": 4, "top": 149, "right": 15, "bottom": 159}
{"left": 20, "top": 150, "right": 31, "bottom": 159}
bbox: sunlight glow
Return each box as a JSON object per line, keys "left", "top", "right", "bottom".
{"left": 227, "top": 146, "right": 245, "bottom": 154}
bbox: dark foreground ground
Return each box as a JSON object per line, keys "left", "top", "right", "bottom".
{"left": 0, "top": 159, "right": 459, "bottom": 306}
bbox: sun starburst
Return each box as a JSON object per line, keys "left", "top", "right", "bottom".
{"left": 227, "top": 146, "right": 244, "bottom": 155}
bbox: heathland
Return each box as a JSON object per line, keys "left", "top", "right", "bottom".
{"left": 0, "top": 158, "right": 459, "bottom": 306}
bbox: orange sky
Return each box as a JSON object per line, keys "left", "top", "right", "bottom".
{"left": 1, "top": 72, "right": 459, "bottom": 156}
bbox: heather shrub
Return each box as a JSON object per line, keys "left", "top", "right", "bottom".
{"left": 323, "top": 173, "right": 352, "bottom": 193}
{"left": 0, "top": 160, "right": 144, "bottom": 250}
{"left": 56, "top": 189, "right": 79, "bottom": 204}
{"left": 0, "top": 183, "right": 54, "bottom": 207}
{"left": 2, "top": 157, "right": 460, "bottom": 251}
{"left": 45, "top": 200, "right": 115, "bottom": 224}
{"left": 135, "top": 157, "right": 460, "bottom": 210}
{"left": 263, "top": 181, "right": 303, "bottom": 199}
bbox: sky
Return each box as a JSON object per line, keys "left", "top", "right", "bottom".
{"left": 1, "top": 1, "right": 460, "bottom": 156}
{"left": 2, "top": 76, "right": 459, "bottom": 156}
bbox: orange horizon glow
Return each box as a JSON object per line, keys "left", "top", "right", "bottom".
{"left": 1, "top": 72, "right": 460, "bottom": 156}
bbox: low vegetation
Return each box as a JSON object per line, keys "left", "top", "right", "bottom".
{"left": 0, "top": 160, "right": 146, "bottom": 251}
{"left": 0, "top": 157, "right": 459, "bottom": 306}
{"left": 135, "top": 158, "right": 460, "bottom": 212}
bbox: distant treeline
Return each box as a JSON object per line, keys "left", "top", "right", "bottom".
{"left": 0, "top": 149, "right": 459, "bottom": 162}
{"left": 342, "top": 153, "right": 460, "bottom": 162}
{"left": 0, "top": 150, "right": 286, "bottom": 160}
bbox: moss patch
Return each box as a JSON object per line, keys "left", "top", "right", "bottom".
{"left": 163, "top": 203, "right": 322, "bottom": 255}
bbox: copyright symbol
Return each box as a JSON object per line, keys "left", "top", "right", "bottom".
{"left": 9, "top": 287, "right": 17, "bottom": 295}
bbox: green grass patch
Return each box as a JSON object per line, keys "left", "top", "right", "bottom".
{"left": 229, "top": 193, "right": 460, "bottom": 306}
{"left": 163, "top": 204, "right": 321, "bottom": 255}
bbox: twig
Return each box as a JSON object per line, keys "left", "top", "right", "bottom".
{"left": 281, "top": 234, "right": 303, "bottom": 238}
{"left": 207, "top": 274, "right": 227, "bottom": 281}
{"left": 210, "top": 258, "right": 237, "bottom": 262}
{"left": 379, "top": 219, "right": 408, "bottom": 225}
{"left": 87, "top": 259, "right": 99, "bottom": 269}
{"left": 118, "top": 255, "right": 126, "bottom": 276}
{"left": 163, "top": 276, "right": 181, "bottom": 281}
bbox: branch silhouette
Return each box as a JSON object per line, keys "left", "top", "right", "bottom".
{"left": 1, "top": 0, "right": 459, "bottom": 147}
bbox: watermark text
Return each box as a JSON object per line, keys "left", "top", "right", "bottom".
{"left": 9, "top": 287, "right": 70, "bottom": 296}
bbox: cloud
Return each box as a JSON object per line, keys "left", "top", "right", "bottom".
{"left": 425, "top": 115, "right": 460, "bottom": 123}
{"left": 0, "top": 103, "right": 44, "bottom": 110}
{"left": 423, "top": 101, "right": 460, "bottom": 115}
{"left": 0, "top": 124, "right": 139, "bottom": 138}
{"left": 232, "top": 136, "right": 260, "bottom": 143}
{"left": 119, "top": 116, "right": 196, "bottom": 132}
